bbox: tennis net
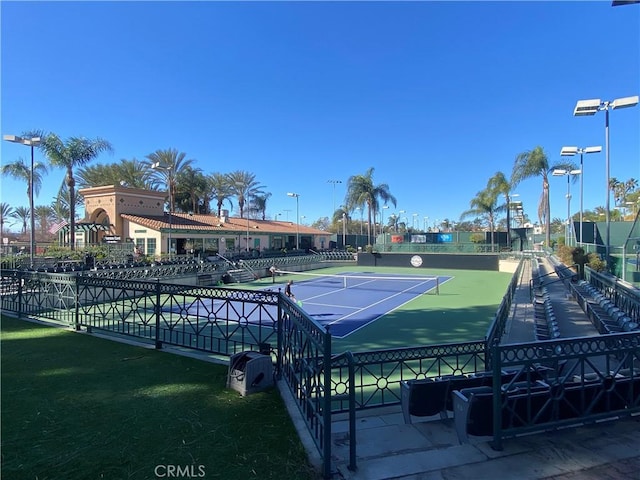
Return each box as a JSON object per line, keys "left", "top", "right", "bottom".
{"left": 274, "top": 270, "right": 440, "bottom": 295}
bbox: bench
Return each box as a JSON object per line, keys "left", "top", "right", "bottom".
{"left": 401, "top": 366, "right": 552, "bottom": 423}
{"left": 452, "top": 375, "right": 640, "bottom": 444}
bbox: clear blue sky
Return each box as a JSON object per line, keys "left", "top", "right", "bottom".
{"left": 2, "top": 1, "right": 639, "bottom": 230}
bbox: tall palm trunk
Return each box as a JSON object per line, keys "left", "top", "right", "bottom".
{"left": 66, "top": 167, "right": 77, "bottom": 250}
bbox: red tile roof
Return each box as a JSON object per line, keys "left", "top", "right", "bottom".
{"left": 121, "top": 213, "right": 328, "bottom": 235}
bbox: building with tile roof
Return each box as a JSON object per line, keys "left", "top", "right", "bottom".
{"left": 77, "top": 185, "right": 331, "bottom": 256}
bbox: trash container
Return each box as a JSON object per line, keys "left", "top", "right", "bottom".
{"left": 227, "top": 351, "right": 273, "bottom": 396}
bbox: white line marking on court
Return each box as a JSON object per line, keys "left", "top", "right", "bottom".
{"left": 327, "top": 279, "right": 436, "bottom": 326}
{"left": 330, "top": 276, "right": 455, "bottom": 338}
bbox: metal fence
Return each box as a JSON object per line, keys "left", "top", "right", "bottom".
{"left": 3, "top": 259, "right": 639, "bottom": 479}
{"left": 586, "top": 266, "right": 640, "bottom": 322}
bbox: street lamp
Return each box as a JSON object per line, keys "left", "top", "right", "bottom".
{"left": 573, "top": 95, "right": 639, "bottom": 266}
{"left": 287, "top": 192, "right": 300, "bottom": 250}
{"left": 552, "top": 169, "right": 581, "bottom": 246}
{"left": 151, "top": 162, "right": 173, "bottom": 256}
{"left": 4, "top": 135, "right": 41, "bottom": 267}
{"left": 560, "top": 145, "right": 602, "bottom": 245}
{"left": 328, "top": 179, "right": 342, "bottom": 215}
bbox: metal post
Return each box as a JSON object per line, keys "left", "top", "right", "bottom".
{"left": 579, "top": 152, "right": 584, "bottom": 245}
{"left": 566, "top": 175, "right": 571, "bottom": 246}
{"left": 295, "top": 196, "right": 299, "bottom": 250}
{"left": 605, "top": 108, "right": 611, "bottom": 268}
{"left": 507, "top": 196, "right": 511, "bottom": 248}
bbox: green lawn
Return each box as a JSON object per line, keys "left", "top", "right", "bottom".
{"left": 1, "top": 316, "right": 318, "bottom": 480}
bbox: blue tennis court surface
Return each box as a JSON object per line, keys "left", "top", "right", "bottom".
{"left": 153, "top": 272, "right": 452, "bottom": 339}
{"left": 277, "top": 272, "right": 452, "bottom": 338}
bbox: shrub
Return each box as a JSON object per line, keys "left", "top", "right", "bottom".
{"left": 587, "top": 253, "right": 607, "bottom": 272}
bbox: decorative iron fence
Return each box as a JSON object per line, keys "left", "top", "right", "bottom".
{"left": 490, "top": 333, "right": 640, "bottom": 450}
{"left": 6, "top": 261, "right": 637, "bottom": 479}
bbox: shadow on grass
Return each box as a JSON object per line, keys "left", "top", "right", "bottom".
{"left": 1, "top": 317, "right": 319, "bottom": 480}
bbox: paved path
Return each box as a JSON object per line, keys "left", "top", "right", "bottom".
{"left": 319, "top": 258, "right": 640, "bottom": 480}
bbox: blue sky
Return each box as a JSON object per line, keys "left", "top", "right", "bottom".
{"left": 2, "top": 1, "right": 639, "bottom": 230}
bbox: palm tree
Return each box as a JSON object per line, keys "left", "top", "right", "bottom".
{"left": 145, "top": 149, "right": 194, "bottom": 213}
{"left": 207, "top": 172, "right": 234, "bottom": 217}
{"left": 511, "top": 146, "right": 576, "bottom": 248}
{"left": 34, "top": 205, "right": 53, "bottom": 238}
{"left": 226, "top": 171, "right": 265, "bottom": 218}
{"left": 77, "top": 158, "right": 155, "bottom": 190}
{"left": 175, "top": 166, "right": 208, "bottom": 213}
{"left": 249, "top": 193, "right": 272, "bottom": 220}
{"left": 344, "top": 167, "right": 397, "bottom": 245}
{"left": 486, "top": 171, "right": 513, "bottom": 248}
{"left": 1, "top": 158, "right": 48, "bottom": 244}
{"left": 40, "top": 134, "right": 113, "bottom": 250}
{"left": 461, "top": 187, "right": 501, "bottom": 252}
{"left": 0, "top": 202, "right": 14, "bottom": 245}
{"left": 12, "top": 206, "right": 30, "bottom": 235}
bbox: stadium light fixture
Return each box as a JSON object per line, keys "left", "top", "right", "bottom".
{"left": 4, "top": 134, "right": 41, "bottom": 267}
{"left": 573, "top": 95, "right": 638, "bottom": 267}
{"left": 327, "top": 179, "right": 342, "bottom": 215}
{"left": 287, "top": 192, "right": 300, "bottom": 250}
{"left": 560, "top": 145, "right": 602, "bottom": 245}
{"left": 552, "top": 169, "right": 581, "bottom": 246}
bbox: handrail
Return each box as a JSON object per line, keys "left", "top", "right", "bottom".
{"left": 529, "top": 263, "right": 578, "bottom": 301}
{"left": 215, "top": 253, "right": 235, "bottom": 266}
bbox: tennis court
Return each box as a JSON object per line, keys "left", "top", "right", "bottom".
{"left": 272, "top": 271, "right": 451, "bottom": 338}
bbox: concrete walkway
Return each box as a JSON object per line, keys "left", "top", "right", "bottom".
{"left": 325, "top": 258, "right": 640, "bottom": 480}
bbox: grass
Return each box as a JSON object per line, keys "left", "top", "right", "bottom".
{"left": 0, "top": 316, "right": 319, "bottom": 480}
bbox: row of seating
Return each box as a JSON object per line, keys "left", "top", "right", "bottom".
{"left": 400, "top": 366, "right": 553, "bottom": 423}
{"left": 531, "top": 259, "right": 559, "bottom": 340}
{"left": 452, "top": 373, "right": 640, "bottom": 444}
{"left": 573, "top": 280, "right": 639, "bottom": 334}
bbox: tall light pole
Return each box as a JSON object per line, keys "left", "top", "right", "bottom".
{"left": 151, "top": 162, "right": 173, "bottom": 256}
{"left": 573, "top": 95, "right": 638, "bottom": 267}
{"left": 4, "top": 135, "right": 41, "bottom": 267}
{"left": 287, "top": 192, "right": 300, "bottom": 250}
{"left": 342, "top": 212, "right": 346, "bottom": 247}
{"left": 381, "top": 205, "right": 389, "bottom": 245}
{"left": 560, "top": 145, "right": 602, "bottom": 245}
{"left": 552, "top": 169, "right": 581, "bottom": 246}
{"left": 399, "top": 210, "right": 406, "bottom": 231}
{"left": 328, "top": 179, "right": 342, "bottom": 215}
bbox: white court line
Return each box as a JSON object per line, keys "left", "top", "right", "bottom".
{"left": 328, "top": 276, "right": 455, "bottom": 338}
{"left": 327, "top": 279, "right": 435, "bottom": 326}
{"left": 303, "top": 301, "right": 360, "bottom": 310}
